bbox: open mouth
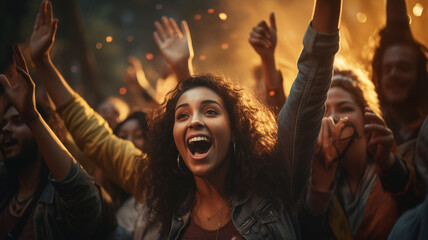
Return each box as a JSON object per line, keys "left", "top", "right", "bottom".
{"left": 2, "top": 138, "right": 18, "bottom": 148}
{"left": 187, "top": 136, "right": 212, "bottom": 156}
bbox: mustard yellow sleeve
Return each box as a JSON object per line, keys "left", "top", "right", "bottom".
{"left": 57, "top": 94, "right": 144, "bottom": 197}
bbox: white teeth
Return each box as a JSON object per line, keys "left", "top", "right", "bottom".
{"left": 188, "top": 136, "right": 210, "bottom": 144}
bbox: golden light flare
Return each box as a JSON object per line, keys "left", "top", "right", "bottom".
{"left": 413, "top": 3, "right": 423, "bottom": 17}
{"left": 199, "top": 55, "right": 206, "bottom": 61}
{"left": 105, "top": 36, "right": 113, "bottom": 43}
{"left": 408, "top": 14, "right": 413, "bottom": 24}
{"left": 221, "top": 43, "right": 229, "bottom": 49}
{"left": 219, "top": 13, "right": 228, "bottom": 21}
{"left": 207, "top": 8, "right": 214, "bottom": 14}
{"left": 357, "top": 12, "right": 367, "bottom": 23}
{"left": 96, "top": 42, "right": 102, "bottom": 49}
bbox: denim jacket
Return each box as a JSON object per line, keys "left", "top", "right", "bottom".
{"left": 0, "top": 163, "right": 116, "bottom": 240}
{"left": 57, "top": 22, "right": 338, "bottom": 240}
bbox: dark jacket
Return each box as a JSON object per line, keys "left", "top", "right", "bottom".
{"left": 0, "top": 163, "right": 117, "bottom": 240}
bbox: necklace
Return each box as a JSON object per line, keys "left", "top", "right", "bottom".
{"left": 206, "top": 198, "right": 231, "bottom": 221}
{"left": 11, "top": 193, "right": 34, "bottom": 215}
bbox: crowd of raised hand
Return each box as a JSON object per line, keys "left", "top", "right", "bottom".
{"left": 0, "top": 0, "right": 428, "bottom": 239}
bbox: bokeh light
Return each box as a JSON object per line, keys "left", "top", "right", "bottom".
{"left": 105, "top": 36, "right": 113, "bottom": 43}
{"left": 413, "top": 3, "right": 423, "bottom": 17}
{"left": 357, "top": 12, "right": 367, "bottom": 23}
{"left": 119, "top": 87, "right": 127, "bottom": 95}
{"left": 145, "top": 53, "right": 154, "bottom": 60}
{"left": 219, "top": 13, "right": 227, "bottom": 21}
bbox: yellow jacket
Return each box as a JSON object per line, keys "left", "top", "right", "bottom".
{"left": 57, "top": 94, "right": 144, "bottom": 197}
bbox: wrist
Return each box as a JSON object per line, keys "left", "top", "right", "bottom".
{"left": 311, "top": 172, "right": 336, "bottom": 192}
{"left": 260, "top": 53, "right": 275, "bottom": 65}
{"left": 33, "top": 55, "right": 52, "bottom": 68}
{"left": 377, "top": 153, "right": 395, "bottom": 176}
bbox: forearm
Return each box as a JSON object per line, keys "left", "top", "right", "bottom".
{"left": 57, "top": 95, "right": 142, "bottom": 196}
{"left": 387, "top": 0, "right": 408, "bottom": 23}
{"left": 278, "top": 24, "right": 339, "bottom": 200}
{"left": 27, "top": 113, "right": 74, "bottom": 180}
{"left": 312, "top": 0, "right": 342, "bottom": 34}
{"left": 172, "top": 58, "right": 193, "bottom": 81}
{"left": 34, "top": 56, "right": 75, "bottom": 108}
{"left": 260, "top": 54, "right": 281, "bottom": 89}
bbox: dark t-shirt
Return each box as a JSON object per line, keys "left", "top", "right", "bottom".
{"left": 182, "top": 218, "right": 245, "bottom": 240}
{"left": 0, "top": 206, "right": 35, "bottom": 240}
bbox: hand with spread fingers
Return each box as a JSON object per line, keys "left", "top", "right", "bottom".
{"left": 153, "top": 16, "right": 194, "bottom": 80}
{"left": 364, "top": 107, "right": 395, "bottom": 174}
{"left": 0, "top": 46, "right": 38, "bottom": 122}
{"left": 29, "top": 0, "right": 58, "bottom": 63}
{"left": 249, "top": 12, "right": 277, "bottom": 60}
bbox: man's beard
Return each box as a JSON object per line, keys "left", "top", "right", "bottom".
{"left": 2, "top": 141, "right": 39, "bottom": 175}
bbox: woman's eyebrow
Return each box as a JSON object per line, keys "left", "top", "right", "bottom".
{"left": 201, "top": 100, "right": 221, "bottom": 107}
{"left": 175, "top": 103, "right": 188, "bottom": 111}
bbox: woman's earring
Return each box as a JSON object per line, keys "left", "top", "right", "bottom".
{"left": 177, "top": 154, "right": 189, "bottom": 174}
{"left": 233, "top": 142, "right": 236, "bottom": 155}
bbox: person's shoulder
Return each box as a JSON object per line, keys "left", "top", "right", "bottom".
{"left": 389, "top": 203, "right": 423, "bottom": 240}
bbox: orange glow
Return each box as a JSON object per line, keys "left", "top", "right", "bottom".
{"left": 146, "top": 53, "right": 154, "bottom": 60}
{"left": 127, "top": 36, "right": 134, "bottom": 42}
{"left": 219, "top": 13, "right": 227, "bottom": 21}
{"left": 71, "top": 66, "right": 77, "bottom": 73}
{"left": 221, "top": 43, "right": 229, "bottom": 49}
{"left": 207, "top": 8, "right": 214, "bottom": 14}
{"left": 357, "top": 12, "right": 367, "bottom": 23}
{"left": 413, "top": 3, "right": 423, "bottom": 17}
{"left": 106, "top": 36, "right": 113, "bottom": 43}
{"left": 96, "top": 42, "right": 102, "bottom": 49}
{"left": 199, "top": 55, "right": 206, "bottom": 61}
{"left": 194, "top": 14, "right": 202, "bottom": 20}
{"left": 119, "top": 87, "right": 127, "bottom": 95}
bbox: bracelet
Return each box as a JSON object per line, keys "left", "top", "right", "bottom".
{"left": 26, "top": 114, "right": 40, "bottom": 125}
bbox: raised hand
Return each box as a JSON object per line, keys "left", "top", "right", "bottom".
{"left": 29, "top": 0, "right": 58, "bottom": 63}
{"left": 249, "top": 12, "right": 277, "bottom": 60}
{"left": 0, "top": 46, "right": 38, "bottom": 121}
{"left": 153, "top": 17, "right": 194, "bottom": 79}
{"left": 124, "top": 56, "right": 156, "bottom": 100}
{"left": 364, "top": 107, "right": 395, "bottom": 174}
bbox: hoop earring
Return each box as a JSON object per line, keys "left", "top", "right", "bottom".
{"left": 177, "top": 154, "right": 189, "bottom": 174}
{"left": 233, "top": 142, "right": 236, "bottom": 155}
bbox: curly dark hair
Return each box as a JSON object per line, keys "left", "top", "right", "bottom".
{"left": 371, "top": 26, "right": 428, "bottom": 115}
{"left": 140, "top": 74, "right": 288, "bottom": 235}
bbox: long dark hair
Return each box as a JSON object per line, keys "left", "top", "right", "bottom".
{"left": 140, "top": 75, "right": 288, "bottom": 234}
